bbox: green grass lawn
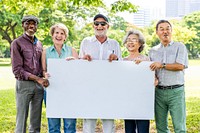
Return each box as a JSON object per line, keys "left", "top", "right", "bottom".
{"left": 0, "top": 59, "right": 199, "bottom": 132}
{"left": 0, "top": 89, "right": 199, "bottom": 132}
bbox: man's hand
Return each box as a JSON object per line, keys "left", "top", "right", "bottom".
{"left": 150, "top": 62, "right": 163, "bottom": 71}
{"left": 36, "top": 77, "right": 50, "bottom": 88}
{"left": 108, "top": 54, "right": 118, "bottom": 62}
{"left": 83, "top": 54, "right": 92, "bottom": 61}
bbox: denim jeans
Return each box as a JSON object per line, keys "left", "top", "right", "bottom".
{"left": 48, "top": 118, "right": 76, "bottom": 133}
{"left": 44, "top": 90, "right": 76, "bottom": 133}
{"left": 125, "top": 119, "right": 149, "bottom": 133}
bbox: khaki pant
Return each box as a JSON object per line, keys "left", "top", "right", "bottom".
{"left": 83, "top": 119, "right": 115, "bottom": 133}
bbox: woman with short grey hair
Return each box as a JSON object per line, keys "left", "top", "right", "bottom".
{"left": 123, "top": 29, "right": 150, "bottom": 133}
{"left": 123, "top": 29, "right": 148, "bottom": 60}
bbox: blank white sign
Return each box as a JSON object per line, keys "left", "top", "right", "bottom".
{"left": 46, "top": 59, "right": 155, "bottom": 119}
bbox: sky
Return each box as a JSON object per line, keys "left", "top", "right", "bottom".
{"left": 105, "top": 0, "right": 165, "bottom": 8}
{"left": 105, "top": 0, "right": 166, "bottom": 23}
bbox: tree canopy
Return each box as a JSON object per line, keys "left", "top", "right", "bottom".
{"left": 0, "top": 0, "right": 199, "bottom": 58}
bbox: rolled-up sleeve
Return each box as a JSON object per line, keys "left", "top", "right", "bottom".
{"left": 11, "top": 40, "right": 31, "bottom": 80}
{"left": 176, "top": 43, "right": 188, "bottom": 68}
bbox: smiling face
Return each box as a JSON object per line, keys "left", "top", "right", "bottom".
{"left": 156, "top": 22, "right": 172, "bottom": 45}
{"left": 22, "top": 20, "right": 37, "bottom": 36}
{"left": 125, "top": 34, "right": 140, "bottom": 53}
{"left": 93, "top": 18, "right": 109, "bottom": 37}
{"left": 52, "top": 27, "right": 66, "bottom": 46}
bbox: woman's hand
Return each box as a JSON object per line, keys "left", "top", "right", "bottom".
{"left": 66, "top": 56, "right": 76, "bottom": 61}
{"left": 44, "top": 72, "right": 50, "bottom": 79}
{"left": 135, "top": 59, "right": 142, "bottom": 64}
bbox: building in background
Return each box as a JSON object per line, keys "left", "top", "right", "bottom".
{"left": 132, "top": 7, "right": 164, "bottom": 27}
{"left": 119, "top": 0, "right": 200, "bottom": 27}
{"left": 166, "top": 0, "right": 200, "bottom": 18}
{"left": 133, "top": 9, "right": 150, "bottom": 27}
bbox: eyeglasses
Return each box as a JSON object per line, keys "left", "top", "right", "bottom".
{"left": 126, "top": 38, "right": 138, "bottom": 43}
{"left": 94, "top": 21, "right": 107, "bottom": 26}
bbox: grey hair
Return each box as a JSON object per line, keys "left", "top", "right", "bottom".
{"left": 50, "top": 23, "right": 69, "bottom": 38}
{"left": 123, "top": 29, "right": 145, "bottom": 53}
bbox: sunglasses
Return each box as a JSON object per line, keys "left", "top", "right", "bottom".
{"left": 94, "top": 21, "right": 108, "bottom": 26}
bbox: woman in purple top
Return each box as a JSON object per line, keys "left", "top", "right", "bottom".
{"left": 123, "top": 29, "right": 150, "bottom": 133}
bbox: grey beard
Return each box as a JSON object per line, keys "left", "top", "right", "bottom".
{"left": 94, "top": 30, "right": 107, "bottom": 37}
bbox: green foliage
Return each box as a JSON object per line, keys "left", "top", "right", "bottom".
{"left": 110, "top": 0, "right": 138, "bottom": 13}
{"left": 0, "top": 0, "right": 138, "bottom": 58}
{"left": 0, "top": 0, "right": 199, "bottom": 59}
{"left": 183, "top": 11, "right": 200, "bottom": 59}
{"left": 143, "top": 19, "right": 199, "bottom": 59}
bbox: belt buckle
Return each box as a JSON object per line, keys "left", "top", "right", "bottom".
{"left": 159, "top": 86, "right": 166, "bottom": 89}
{"left": 160, "top": 86, "right": 171, "bottom": 89}
{"left": 169, "top": 86, "right": 173, "bottom": 89}
{"left": 163, "top": 86, "right": 169, "bottom": 89}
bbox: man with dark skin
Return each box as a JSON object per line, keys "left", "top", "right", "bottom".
{"left": 11, "top": 15, "right": 49, "bottom": 133}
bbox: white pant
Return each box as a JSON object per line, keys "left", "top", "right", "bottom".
{"left": 83, "top": 119, "right": 115, "bottom": 133}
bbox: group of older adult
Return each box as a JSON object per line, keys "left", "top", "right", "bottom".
{"left": 11, "top": 13, "right": 188, "bottom": 133}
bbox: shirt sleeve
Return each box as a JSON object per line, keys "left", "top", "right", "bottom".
{"left": 11, "top": 40, "right": 31, "bottom": 80}
{"left": 115, "top": 41, "right": 122, "bottom": 60}
{"left": 176, "top": 43, "right": 188, "bottom": 68}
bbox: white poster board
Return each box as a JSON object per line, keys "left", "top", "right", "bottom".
{"left": 46, "top": 59, "right": 155, "bottom": 119}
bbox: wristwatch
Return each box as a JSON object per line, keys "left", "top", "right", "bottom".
{"left": 162, "top": 63, "right": 166, "bottom": 69}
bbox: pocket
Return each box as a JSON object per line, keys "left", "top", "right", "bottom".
{"left": 172, "top": 87, "right": 184, "bottom": 96}
{"left": 107, "top": 50, "right": 113, "bottom": 59}
{"left": 23, "top": 50, "right": 33, "bottom": 59}
{"left": 35, "top": 47, "right": 42, "bottom": 58}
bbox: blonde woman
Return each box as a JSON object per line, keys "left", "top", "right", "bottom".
{"left": 42, "top": 23, "right": 78, "bottom": 133}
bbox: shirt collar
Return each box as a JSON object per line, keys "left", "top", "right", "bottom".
{"left": 50, "top": 44, "right": 66, "bottom": 52}
{"left": 160, "top": 41, "right": 174, "bottom": 47}
{"left": 91, "top": 36, "right": 110, "bottom": 44}
{"left": 23, "top": 33, "right": 38, "bottom": 45}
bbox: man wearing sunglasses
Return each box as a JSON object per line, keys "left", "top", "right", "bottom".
{"left": 79, "top": 14, "right": 122, "bottom": 133}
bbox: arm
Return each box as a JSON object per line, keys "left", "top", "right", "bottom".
{"left": 66, "top": 47, "right": 79, "bottom": 60}
{"left": 72, "top": 47, "right": 79, "bottom": 59}
{"left": 11, "top": 40, "right": 33, "bottom": 80}
{"left": 79, "top": 39, "right": 92, "bottom": 61}
{"left": 150, "top": 62, "right": 184, "bottom": 71}
{"left": 28, "top": 48, "right": 49, "bottom": 87}
{"left": 38, "top": 48, "right": 49, "bottom": 87}
{"left": 41, "top": 49, "right": 47, "bottom": 77}
{"left": 108, "top": 41, "right": 122, "bottom": 62}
